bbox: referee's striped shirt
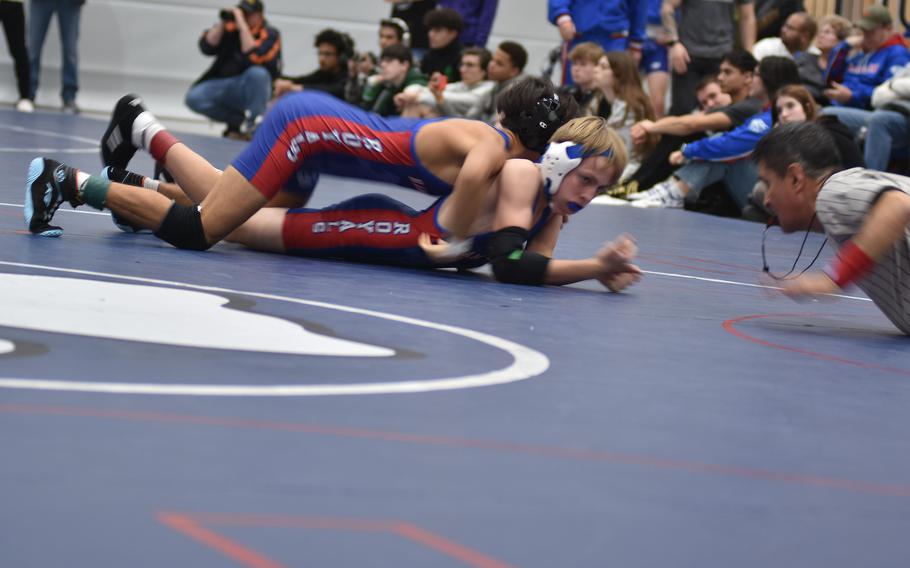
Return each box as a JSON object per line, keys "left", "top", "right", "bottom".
{"left": 817, "top": 167, "right": 910, "bottom": 334}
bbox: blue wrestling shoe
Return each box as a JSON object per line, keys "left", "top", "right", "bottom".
{"left": 101, "top": 166, "right": 152, "bottom": 233}
{"left": 24, "top": 157, "right": 80, "bottom": 237}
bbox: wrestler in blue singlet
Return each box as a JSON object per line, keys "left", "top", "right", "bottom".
{"left": 231, "top": 91, "right": 511, "bottom": 203}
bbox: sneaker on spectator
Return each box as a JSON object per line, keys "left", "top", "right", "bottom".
{"left": 62, "top": 100, "right": 80, "bottom": 114}
{"left": 629, "top": 181, "right": 684, "bottom": 208}
{"left": 16, "top": 99, "right": 34, "bottom": 113}
{"left": 604, "top": 179, "right": 639, "bottom": 200}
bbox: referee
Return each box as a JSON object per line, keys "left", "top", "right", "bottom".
{"left": 754, "top": 121, "right": 910, "bottom": 334}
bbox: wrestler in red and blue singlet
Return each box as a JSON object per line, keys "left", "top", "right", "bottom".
{"left": 231, "top": 91, "right": 511, "bottom": 202}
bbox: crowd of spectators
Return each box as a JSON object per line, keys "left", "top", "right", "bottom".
{"left": 179, "top": 0, "right": 910, "bottom": 224}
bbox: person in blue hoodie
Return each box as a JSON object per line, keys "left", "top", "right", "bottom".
{"left": 626, "top": 56, "right": 799, "bottom": 211}
{"left": 822, "top": 6, "right": 909, "bottom": 110}
{"left": 819, "top": 6, "right": 910, "bottom": 171}
{"left": 549, "top": 0, "right": 648, "bottom": 85}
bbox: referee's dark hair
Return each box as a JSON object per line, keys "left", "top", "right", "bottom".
{"left": 754, "top": 122, "right": 842, "bottom": 179}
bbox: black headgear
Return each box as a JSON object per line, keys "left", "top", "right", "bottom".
{"left": 508, "top": 92, "right": 563, "bottom": 154}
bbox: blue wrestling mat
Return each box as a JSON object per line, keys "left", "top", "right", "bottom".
{"left": 1, "top": 108, "right": 909, "bottom": 568}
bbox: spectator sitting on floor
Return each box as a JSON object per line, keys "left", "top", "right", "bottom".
{"left": 480, "top": 40, "right": 527, "bottom": 123}
{"left": 379, "top": 17, "right": 410, "bottom": 50}
{"left": 852, "top": 60, "right": 910, "bottom": 171}
{"left": 389, "top": 0, "right": 437, "bottom": 62}
{"left": 742, "top": 83, "right": 864, "bottom": 221}
{"left": 590, "top": 50, "right": 657, "bottom": 177}
{"left": 420, "top": 7, "right": 464, "bottom": 83}
{"left": 360, "top": 43, "right": 427, "bottom": 116}
{"left": 752, "top": 11, "right": 817, "bottom": 60}
{"left": 814, "top": 14, "right": 852, "bottom": 76}
{"left": 272, "top": 28, "right": 354, "bottom": 102}
{"left": 396, "top": 47, "right": 493, "bottom": 118}
{"left": 626, "top": 56, "right": 800, "bottom": 212}
{"left": 752, "top": 11, "right": 824, "bottom": 99}
{"left": 559, "top": 42, "right": 606, "bottom": 113}
{"left": 185, "top": 0, "right": 281, "bottom": 139}
{"left": 631, "top": 49, "right": 759, "bottom": 147}
{"left": 344, "top": 50, "right": 378, "bottom": 104}
{"left": 619, "top": 49, "right": 759, "bottom": 193}
{"left": 822, "top": 5, "right": 909, "bottom": 111}
{"left": 693, "top": 75, "right": 733, "bottom": 112}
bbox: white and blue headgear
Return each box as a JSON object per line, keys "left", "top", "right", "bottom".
{"left": 538, "top": 141, "right": 613, "bottom": 203}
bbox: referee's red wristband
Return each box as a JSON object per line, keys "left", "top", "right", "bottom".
{"left": 822, "top": 241, "right": 874, "bottom": 288}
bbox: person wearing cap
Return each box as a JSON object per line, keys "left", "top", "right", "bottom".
{"left": 185, "top": 0, "right": 282, "bottom": 139}
{"left": 821, "top": 5, "right": 909, "bottom": 110}
{"left": 819, "top": 5, "right": 910, "bottom": 171}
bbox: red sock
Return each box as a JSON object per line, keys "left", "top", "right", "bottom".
{"left": 149, "top": 131, "right": 179, "bottom": 164}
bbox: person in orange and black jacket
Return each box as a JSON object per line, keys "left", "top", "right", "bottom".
{"left": 185, "top": 0, "right": 282, "bottom": 139}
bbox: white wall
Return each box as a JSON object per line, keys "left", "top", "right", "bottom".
{"left": 0, "top": 0, "right": 561, "bottom": 120}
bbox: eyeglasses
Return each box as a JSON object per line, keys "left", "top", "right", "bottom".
{"left": 761, "top": 214, "right": 826, "bottom": 279}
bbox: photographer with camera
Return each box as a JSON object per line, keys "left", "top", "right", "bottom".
{"left": 185, "top": 0, "right": 281, "bottom": 139}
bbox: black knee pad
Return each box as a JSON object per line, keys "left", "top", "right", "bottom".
{"left": 154, "top": 202, "right": 212, "bottom": 251}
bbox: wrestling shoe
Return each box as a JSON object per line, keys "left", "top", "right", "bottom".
{"left": 24, "top": 157, "right": 80, "bottom": 237}
{"left": 628, "top": 181, "right": 684, "bottom": 209}
{"left": 101, "top": 166, "right": 152, "bottom": 233}
{"left": 100, "top": 93, "right": 146, "bottom": 169}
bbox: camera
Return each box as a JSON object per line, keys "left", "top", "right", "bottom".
{"left": 219, "top": 8, "right": 235, "bottom": 22}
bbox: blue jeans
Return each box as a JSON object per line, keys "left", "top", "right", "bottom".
{"left": 821, "top": 106, "right": 908, "bottom": 171}
{"left": 28, "top": 0, "right": 82, "bottom": 102}
{"left": 674, "top": 158, "right": 758, "bottom": 211}
{"left": 185, "top": 66, "right": 272, "bottom": 128}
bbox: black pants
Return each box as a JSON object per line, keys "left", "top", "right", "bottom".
{"left": 670, "top": 55, "right": 721, "bottom": 116}
{"left": 0, "top": 0, "right": 29, "bottom": 100}
{"left": 629, "top": 133, "right": 703, "bottom": 190}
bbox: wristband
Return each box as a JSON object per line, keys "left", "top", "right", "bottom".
{"left": 556, "top": 14, "right": 572, "bottom": 25}
{"left": 822, "top": 241, "right": 874, "bottom": 288}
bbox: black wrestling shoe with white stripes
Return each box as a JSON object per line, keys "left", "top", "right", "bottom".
{"left": 101, "top": 166, "right": 153, "bottom": 233}
{"left": 24, "top": 157, "right": 81, "bottom": 237}
{"left": 100, "top": 93, "right": 146, "bottom": 169}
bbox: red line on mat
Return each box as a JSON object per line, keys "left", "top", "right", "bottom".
{"left": 158, "top": 512, "right": 516, "bottom": 568}
{"left": 722, "top": 313, "right": 910, "bottom": 378}
{"left": 158, "top": 512, "right": 286, "bottom": 568}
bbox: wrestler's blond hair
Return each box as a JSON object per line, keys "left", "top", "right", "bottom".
{"left": 549, "top": 116, "right": 628, "bottom": 178}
